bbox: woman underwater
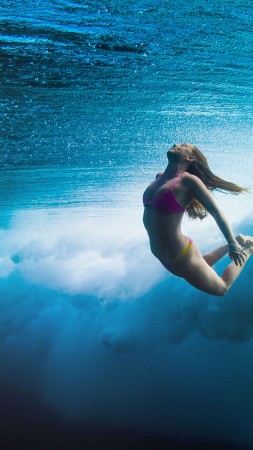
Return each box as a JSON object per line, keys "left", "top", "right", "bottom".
{"left": 143, "top": 143, "right": 253, "bottom": 296}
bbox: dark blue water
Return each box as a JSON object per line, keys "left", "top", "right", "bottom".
{"left": 1, "top": 1, "right": 253, "bottom": 449}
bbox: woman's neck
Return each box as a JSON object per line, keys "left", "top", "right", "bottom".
{"left": 163, "top": 162, "right": 186, "bottom": 178}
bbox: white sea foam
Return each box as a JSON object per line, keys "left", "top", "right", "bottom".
{"left": 1, "top": 207, "right": 164, "bottom": 300}
{"left": 1, "top": 190, "right": 253, "bottom": 300}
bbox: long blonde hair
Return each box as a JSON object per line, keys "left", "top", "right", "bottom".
{"left": 185, "top": 145, "right": 249, "bottom": 220}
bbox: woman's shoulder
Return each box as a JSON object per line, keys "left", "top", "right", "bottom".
{"left": 182, "top": 172, "right": 202, "bottom": 183}
{"left": 182, "top": 172, "right": 206, "bottom": 190}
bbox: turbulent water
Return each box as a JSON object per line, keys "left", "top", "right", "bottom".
{"left": 1, "top": 1, "right": 253, "bottom": 449}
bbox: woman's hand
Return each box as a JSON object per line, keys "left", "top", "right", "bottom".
{"left": 228, "top": 242, "right": 247, "bottom": 266}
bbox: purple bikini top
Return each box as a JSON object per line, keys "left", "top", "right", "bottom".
{"left": 143, "top": 175, "right": 185, "bottom": 214}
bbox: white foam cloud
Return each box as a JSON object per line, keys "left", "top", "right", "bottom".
{"left": 1, "top": 199, "right": 253, "bottom": 306}
{"left": 1, "top": 209, "right": 164, "bottom": 300}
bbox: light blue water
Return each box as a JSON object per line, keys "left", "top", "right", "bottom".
{"left": 1, "top": 1, "right": 253, "bottom": 448}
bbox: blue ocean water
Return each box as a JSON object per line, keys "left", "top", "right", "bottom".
{"left": 1, "top": 1, "right": 253, "bottom": 448}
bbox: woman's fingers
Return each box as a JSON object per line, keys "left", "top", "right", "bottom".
{"left": 229, "top": 247, "right": 247, "bottom": 266}
{"left": 237, "top": 252, "right": 246, "bottom": 266}
{"left": 231, "top": 251, "right": 246, "bottom": 267}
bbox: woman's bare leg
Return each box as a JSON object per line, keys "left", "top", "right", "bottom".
{"left": 221, "top": 236, "right": 253, "bottom": 289}
{"left": 203, "top": 234, "right": 245, "bottom": 267}
{"left": 177, "top": 236, "right": 253, "bottom": 296}
{"left": 203, "top": 244, "right": 228, "bottom": 266}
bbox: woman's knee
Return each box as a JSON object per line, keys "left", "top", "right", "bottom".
{"left": 207, "top": 276, "right": 229, "bottom": 296}
{"left": 216, "top": 281, "right": 229, "bottom": 296}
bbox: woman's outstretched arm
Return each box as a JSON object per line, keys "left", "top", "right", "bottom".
{"left": 185, "top": 174, "right": 246, "bottom": 266}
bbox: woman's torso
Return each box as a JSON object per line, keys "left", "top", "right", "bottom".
{"left": 143, "top": 172, "right": 192, "bottom": 261}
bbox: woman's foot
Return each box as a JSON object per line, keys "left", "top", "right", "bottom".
{"left": 236, "top": 234, "right": 253, "bottom": 253}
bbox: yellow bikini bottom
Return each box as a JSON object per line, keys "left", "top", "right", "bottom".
{"left": 160, "top": 238, "right": 193, "bottom": 271}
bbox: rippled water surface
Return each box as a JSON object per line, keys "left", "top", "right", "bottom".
{"left": 1, "top": 0, "right": 253, "bottom": 171}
